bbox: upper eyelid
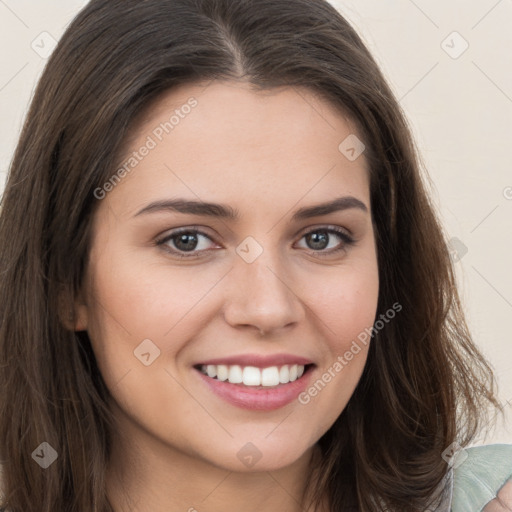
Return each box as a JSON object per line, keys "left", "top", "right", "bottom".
{"left": 295, "top": 224, "right": 353, "bottom": 238}
{"left": 157, "top": 226, "right": 217, "bottom": 243}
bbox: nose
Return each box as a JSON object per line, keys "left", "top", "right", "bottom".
{"left": 222, "top": 246, "right": 305, "bottom": 336}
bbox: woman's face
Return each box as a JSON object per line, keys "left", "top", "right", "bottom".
{"left": 76, "top": 80, "right": 379, "bottom": 472}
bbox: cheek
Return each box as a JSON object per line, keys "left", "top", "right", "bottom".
{"left": 83, "top": 249, "right": 228, "bottom": 381}
{"left": 308, "top": 257, "right": 379, "bottom": 349}
{"left": 296, "top": 255, "right": 378, "bottom": 429}
{"left": 312, "top": 271, "right": 378, "bottom": 378}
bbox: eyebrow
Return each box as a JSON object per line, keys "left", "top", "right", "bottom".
{"left": 134, "top": 196, "right": 368, "bottom": 221}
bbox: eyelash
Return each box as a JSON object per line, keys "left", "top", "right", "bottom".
{"left": 155, "top": 225, "right": 355, "bottom": 260}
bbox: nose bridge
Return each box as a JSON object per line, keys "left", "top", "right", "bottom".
{"left": 223, "top": 237, "right": 303, "bottom": 332}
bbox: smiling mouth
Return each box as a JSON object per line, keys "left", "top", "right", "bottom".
{"left": 194, "top": 363, "right": 314, "bottom": 388}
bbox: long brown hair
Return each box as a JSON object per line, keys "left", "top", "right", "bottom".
{"left": 0, "top": 0, "right": 500, "bottom": 510}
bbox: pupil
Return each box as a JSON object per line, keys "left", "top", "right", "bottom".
{"left": 175, "top": 233, "right": 198, "bottom": 251}
{"left": 307, "top": 231, "right": 328, "bottom": 250}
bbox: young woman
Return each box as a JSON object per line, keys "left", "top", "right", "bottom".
{"left": 0, "top": 1, "right": 510, "bottom": 511}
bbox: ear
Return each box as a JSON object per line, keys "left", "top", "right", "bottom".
{"left": 58, "top": 286, "right": 88, "bottom": 332}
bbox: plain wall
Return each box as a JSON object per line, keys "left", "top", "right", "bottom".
{"left": 0, "top": 0, "right": 510, "bottom": 444}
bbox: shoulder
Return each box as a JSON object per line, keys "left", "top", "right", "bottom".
{"left": 451, "top": 443, "right": 512, "bottom": 512}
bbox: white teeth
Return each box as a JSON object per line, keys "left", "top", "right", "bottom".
{"left": 242, "top": 366, "right": 261, "bottom": 386}
{"left": 261, "top": 367, "right": 280, "bottom": 386}
{"left": 279, "top": 365, "right": 289, "bottom": 384}
{"left": 217, "top": 364, "right": 229, "bottom": 381}
{"left": 228, "top": 365, "right": 243, "bottom": 384}
{"left": 199, "top": 363, "right": 307, "bottom": 386}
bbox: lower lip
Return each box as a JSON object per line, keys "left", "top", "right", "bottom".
{"left": 195, "top": 367, "right": 314, "bottom": 411}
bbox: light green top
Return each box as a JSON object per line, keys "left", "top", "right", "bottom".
{"left": 451, "top": 444, "right": 512, "bottom": 512}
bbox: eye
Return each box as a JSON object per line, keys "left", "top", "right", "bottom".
{"left": 155, "top": 225, "right": 355, "bottom": 260}
{"left": 295, "top": 227, "right": 355, "bottom": 256}
{"left": 156, "top": 228, "right": 218, "bottom": 258}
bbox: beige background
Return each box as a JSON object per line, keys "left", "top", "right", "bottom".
{"left": 0, "top": 1, "right": 511, "bottom": 444}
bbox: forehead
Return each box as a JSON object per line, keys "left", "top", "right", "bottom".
{"left": 105, "top": 80, "right": 371, "bottom": 217}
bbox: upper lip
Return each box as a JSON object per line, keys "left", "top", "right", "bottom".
{"left": 194, "top": 353, "right": 314, "bottom": 368}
